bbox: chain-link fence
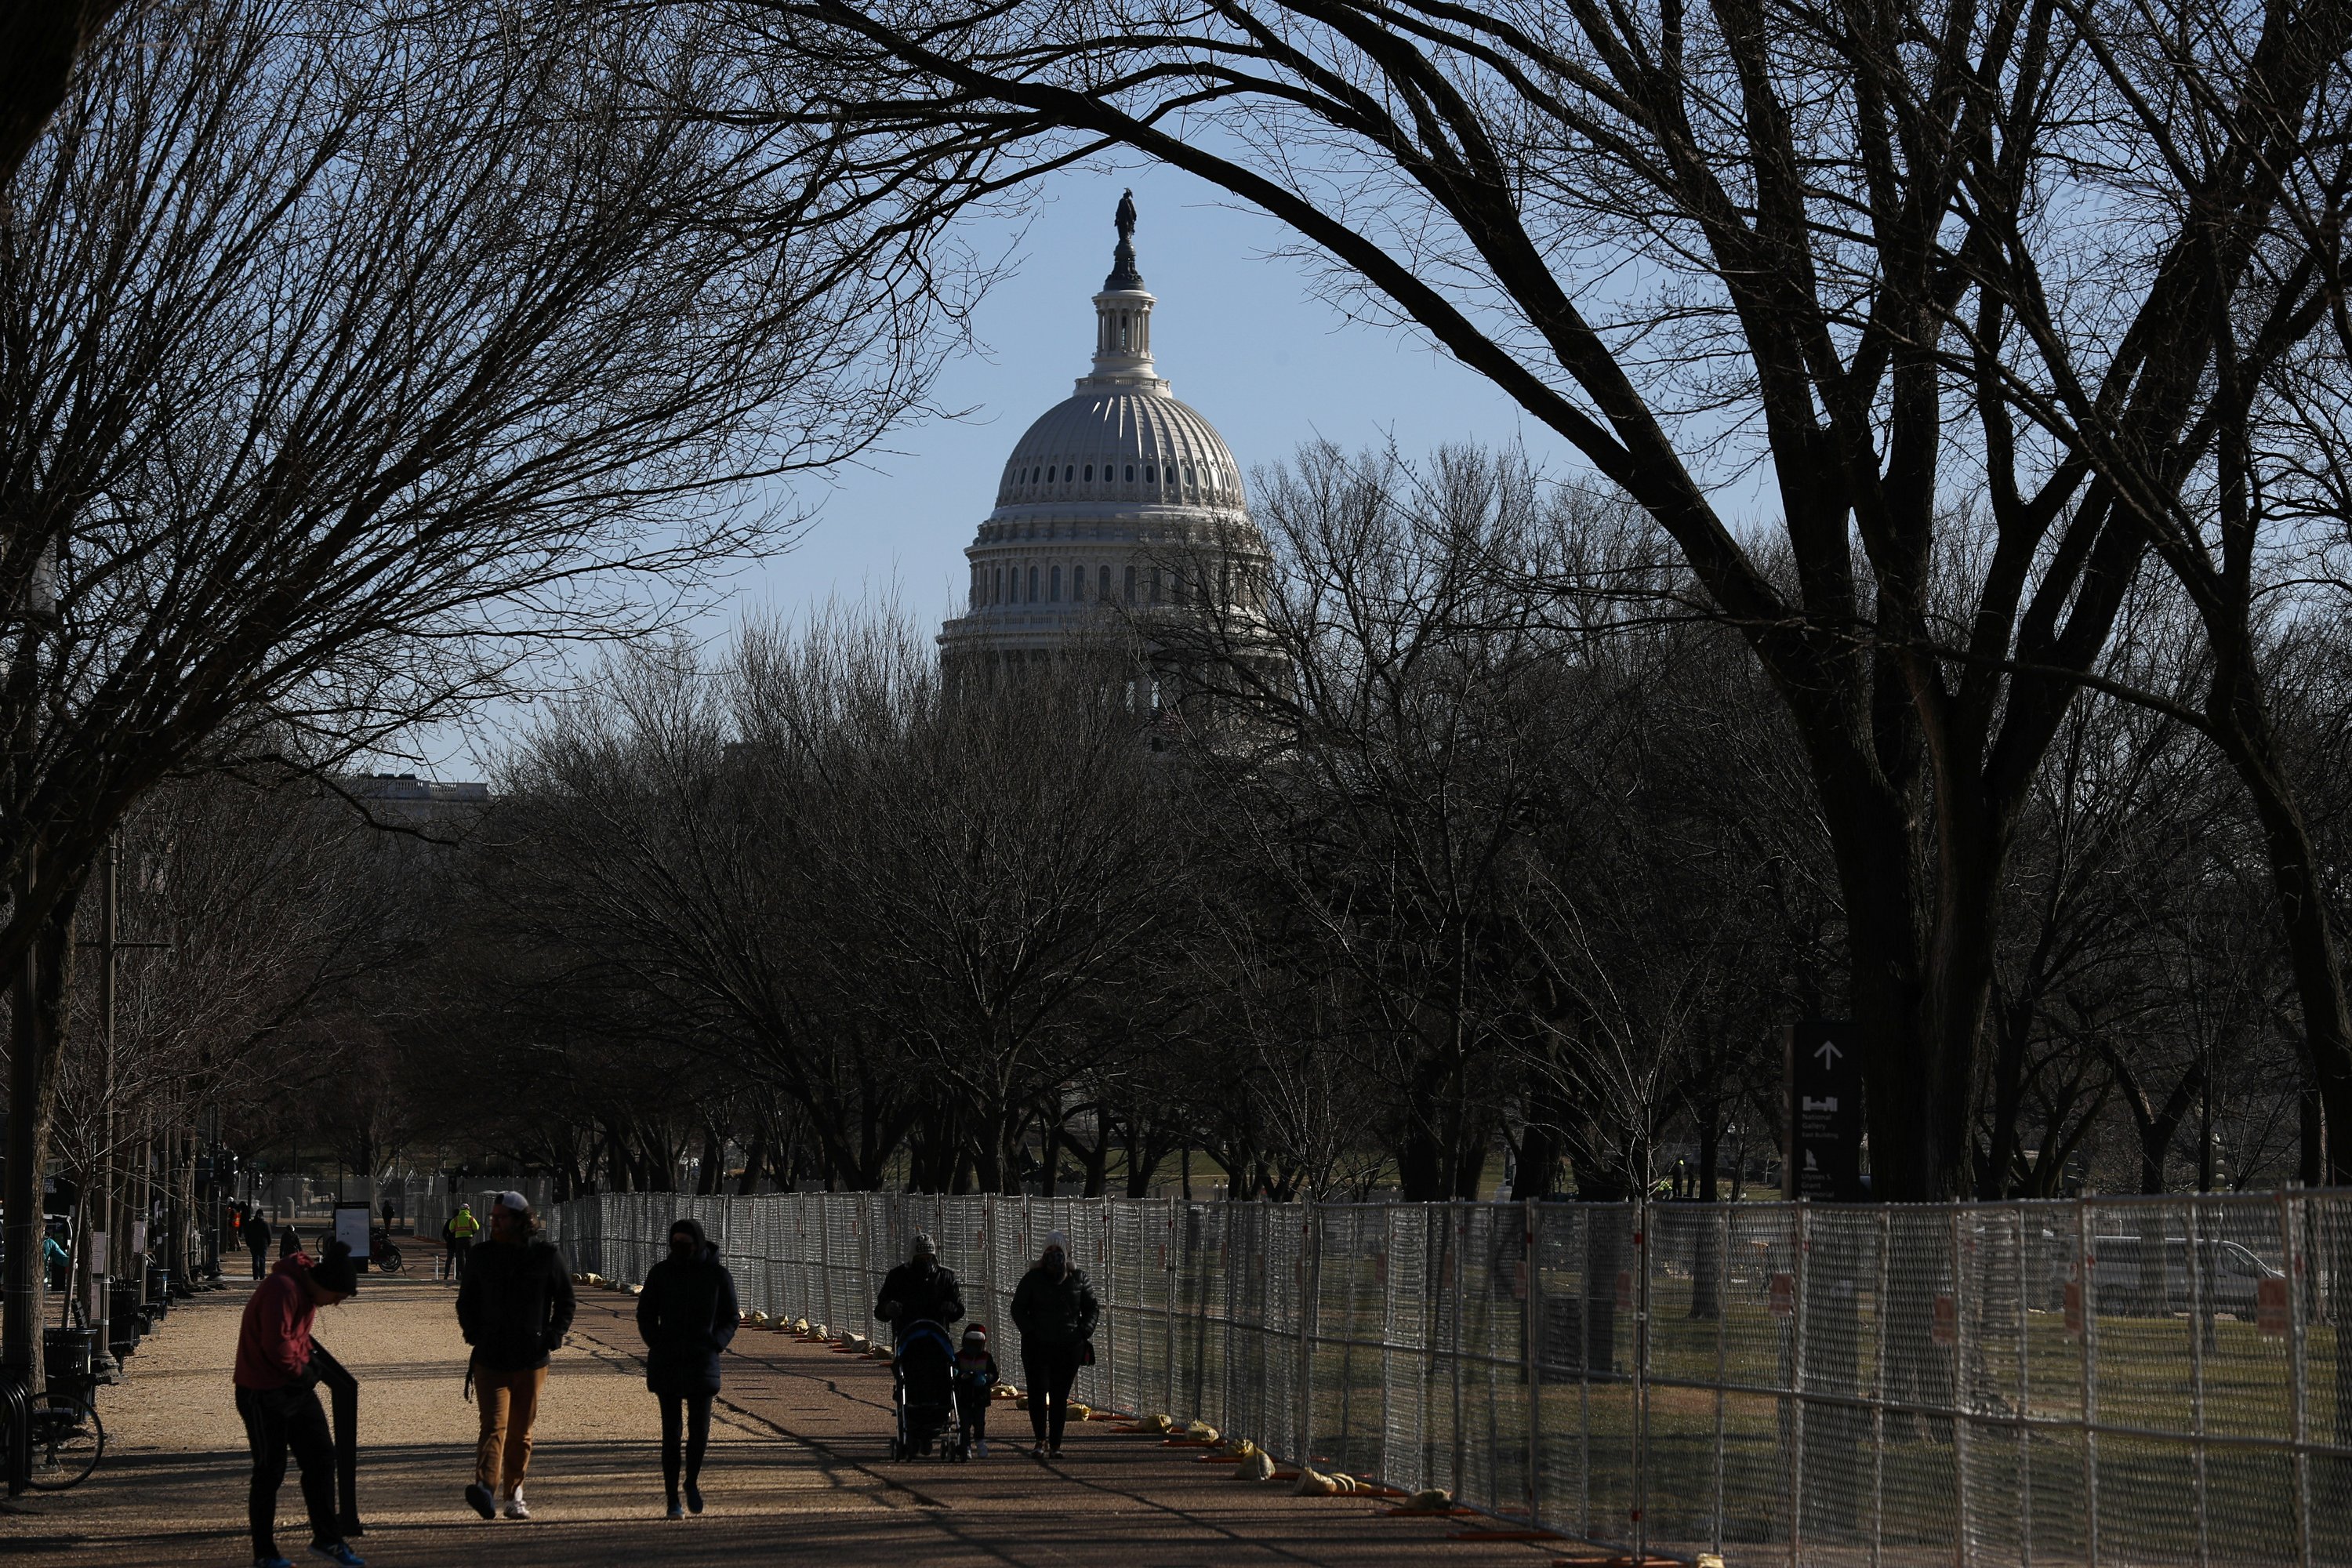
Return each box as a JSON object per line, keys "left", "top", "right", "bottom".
{"left": 549, "top": 1189, "right": 2350, "bottom": 1566}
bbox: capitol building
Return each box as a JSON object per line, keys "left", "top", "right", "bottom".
{"left": 938, "top": 196, "right": 1269, "bottom": 670}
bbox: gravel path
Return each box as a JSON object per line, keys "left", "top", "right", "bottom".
{"left": 2, "top": 1263, "right": 1570, "bottom": 1567}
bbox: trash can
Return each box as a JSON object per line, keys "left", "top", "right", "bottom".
{"left": 109, "top": 1279, "right": 144, "bottom": 1358}
{"left": 42, "top": 1327, "right": 93, "bottom": 1393}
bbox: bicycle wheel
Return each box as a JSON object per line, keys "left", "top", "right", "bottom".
{"left": 379, "top": 1244, "right": 404, "bottom": 1274}
{"left": 25, "top": 1395, "right": 103, "bottom": 1490}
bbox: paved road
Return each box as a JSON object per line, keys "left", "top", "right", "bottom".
{"left": 2, "top": 1263, "right": 1573, "bottom": 1566}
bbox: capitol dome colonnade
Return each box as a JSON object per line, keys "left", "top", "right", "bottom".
{"left": 938, "top": 194, "right": 1272, "bottom": 673}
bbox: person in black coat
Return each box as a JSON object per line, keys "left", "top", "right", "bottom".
{"left": 1008, "top": 1230, "right": 1098, "bottom": 1458}
{"left": 636, "top": 1218, "right": 739, "bottom": 1518}
{"left": 454, "top": 1192, "right": 576, "bottom": 1521}
{"left": 873, "top": 1232, "right": 964, "bottom": 1342}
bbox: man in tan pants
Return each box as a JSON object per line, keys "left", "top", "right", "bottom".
{"left": 456, "top": 1192, "right": 575, "bottom": 1519}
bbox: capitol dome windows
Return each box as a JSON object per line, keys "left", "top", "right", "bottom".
{"left": 1125, "top": 464, "right": 1135, "bottom": 482}
{"left": 1028, "top": 565, "right": 1040, "bottom": 601}
{"left": 1051, "top": 565, "right": 1062, "bottom": 601}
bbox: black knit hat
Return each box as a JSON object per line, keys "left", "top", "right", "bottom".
{"left": 311, "top": 1240, "right": 359, "bottom": 1294}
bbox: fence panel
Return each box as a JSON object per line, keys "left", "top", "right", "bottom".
{"left": 546, "top": 1188, "right": 2339, "bottom": 1565}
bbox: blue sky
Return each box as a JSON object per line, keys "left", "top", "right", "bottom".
{"left": 411, "top": 167, "right": 1572, "bottom": 776}
{"left": 748, "top": 169, "right": 1565, "bottom": 625}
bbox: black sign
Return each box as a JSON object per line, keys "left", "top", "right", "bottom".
{"left": 1784, "top": 1020, "right": 1865, "bottom": 1200}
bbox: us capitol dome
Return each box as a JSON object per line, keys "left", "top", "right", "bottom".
{"left": 938, "top": 193, "right": 1269, "bottom": 670}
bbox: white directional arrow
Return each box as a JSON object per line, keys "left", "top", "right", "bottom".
{"left": 1813, "top": 1040, "right": 1843, "bottom": 1069}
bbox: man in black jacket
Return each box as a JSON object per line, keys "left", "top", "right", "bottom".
{"left": 873, "top": 1232, "right": 964, "bottom": 1342}
{"left": 455, "top": 1191, "right": 575, "bottom": 1522}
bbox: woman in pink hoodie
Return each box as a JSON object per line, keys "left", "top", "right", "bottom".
{"left": 232, "top": 1240, "right": 362, "bottom": 1568}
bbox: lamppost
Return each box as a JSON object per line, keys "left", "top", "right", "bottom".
{"left": 3, "top": 534, "right": 59, "bottom": 1407}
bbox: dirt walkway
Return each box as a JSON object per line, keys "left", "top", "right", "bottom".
{"left": 3, "top": 1265, "right": 1568, "bottom": 1567}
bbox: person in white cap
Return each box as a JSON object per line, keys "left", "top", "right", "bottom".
{"left": 455, "top": 1190, "right": 574, "bottom": 1521}
{"left": 1009, "top": 1231, "right": 1098, "bottom": 1459}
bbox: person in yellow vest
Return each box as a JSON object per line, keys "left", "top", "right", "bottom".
{"left": 445, "top": 1203, "right": 481, "bottom": 1282}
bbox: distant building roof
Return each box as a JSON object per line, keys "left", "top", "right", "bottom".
{"left": 341, "top": 772, "right": 491, "bottom": 805}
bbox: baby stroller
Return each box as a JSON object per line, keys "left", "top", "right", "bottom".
{"left": 890, "top": 1319, "right": 966, "bottom": 1461}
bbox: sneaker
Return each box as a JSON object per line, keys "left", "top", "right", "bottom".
{"left": 1029, "top": 1442, "right": 1047, "bottom": 1458}
{"left": 463, "top": 1482, "right": 495, "bottom": 1519}
{"left": 666, "top": 1501, "right": 684, "bottom": 1519}
{"left": 309, "top": 1544, "right": 365, "bottom": 1568}
{"left": 502, "top": 1494, "right": 531, "bottom": 1520}
{"left": 975, "top": 1438, "right": 989, "bottom": 1457}
{"left": 684, "top": 1481, "right": 703, "bottom": 1515}
{"left": 1049, "top": 1446, "right": 1063, "bottom": 1460}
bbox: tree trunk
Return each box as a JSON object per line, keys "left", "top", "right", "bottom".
{"left": 1513, "top": 1090, "right": 1563, "bottom": 1203}
{"left": 3, "top": 897, "right": 74, "bottom": 1388}
{"left": 2301, "top": 1085, "right": 2325, "bottom": 1189}
{"left": 695, "top": 1127, "right": 723, "bottom": 1196}
{"left": 739, "top": 1127, "right": 768, "bottom": 1198}
{"left": 1691, "top": 1105, "right": 1721, "bottom": 1320}
{"left": 2210, "top": 716, "right": 2352, "bottom": 1185}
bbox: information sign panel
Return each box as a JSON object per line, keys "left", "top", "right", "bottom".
{"left": 334, "top": 1203, "right": 373, "bottom": 1271}
{"left": 1784, "top": 1020, "right": 1866, "bottom": 1200}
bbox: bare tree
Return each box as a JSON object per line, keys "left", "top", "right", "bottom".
{"left": 727, "top": 0, "right": 2352, "bottom": 1196}
{"left": 0, "top": 0, "right": 980, "bottom": 1374}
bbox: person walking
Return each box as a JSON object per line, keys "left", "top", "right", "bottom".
{"left": 634, "top": 1218, "right": 739, "bottom": 1518}
{"left": 445, "top": 1202, "right": 481, "bottom": 1282}
{"left": 873, "top": 1231, "right": 963, "bottom": 1342}
{"left": 233, "top": 1239, "right": 366, "bottom": 1568}
{"left": 455, "top": 1191, "right": 574, "bottom": 1522}
{"left": 953, "top": 1326, "right": 999, "bottom": 1457}
{"left": 245, "top": 1209, "right": 272, "bottom": 1281}
{"left": 1008, "top": 1231, "right": 1097, "bottom": 1461}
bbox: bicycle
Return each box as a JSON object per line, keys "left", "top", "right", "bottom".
{"left": 370, "top": 1226, "right": 404, "bottom": 1274}
{"left": 25, "top": 1365, "right": 104, "bottom": 1490}
{"left": 310, "top": 1227, "right": 403, "bottom": 1273}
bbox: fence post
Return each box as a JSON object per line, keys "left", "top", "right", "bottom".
{"left": 1452, "top": 1203, "right": 1468, "bottom": 1500}
{"left": 1165, "top": 1196, "right": 1178, "bottom": 1421}
{"left": 1633, "top": 1198, "right": 1650, "bottom": 1568}
{"left": 1374, "top": 1213, "right": 1392, "bottom": 1495}
{"left": 1300, "top": 1203, "right": 1320, "bottom": 1477}
{"left": 2015, "top": 1204, "right": 2032, "bottom": 1568}
{"left": 1951, "top": 1203, "right": 1972, "bottom": 1568}
{"left": 1525, "top": 1198, "right": 1541, "bottom": 1533}
{"left": 1575, "top": 1208, "right": 1590, "bottom": 1539}
{"left": 1871, "top": 1204, "right": 1889, "bottom": 1568}
{"left": 2187, "top": 1195, "right": 2209, "bottom": 1568}
{"left": 1791, "top": 1200, "right": 1809, "bottom": 1568}
{"left": 1716, "top": 1203, "right": 1730, "bottom": 1559}
{"left": 2077, "top": 1194, "right": 2100, "bottom": 1568}
{"left": 2281, "top": 1187, "right": 2311, "bottom": 1568}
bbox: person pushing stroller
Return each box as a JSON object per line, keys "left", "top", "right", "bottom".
{"left": 875, "top": 1232, "right": 966, "bottom": 1462}
{"left": 873, "top": 1232, "right": 964, "bottom": 1342}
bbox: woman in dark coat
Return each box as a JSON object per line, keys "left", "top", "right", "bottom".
{"left": 1008, "top": 1229, "right": 1098, "bottom": 1459}
{"left": 635, "top": 1218, "right": 739, "bottom": 1517}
